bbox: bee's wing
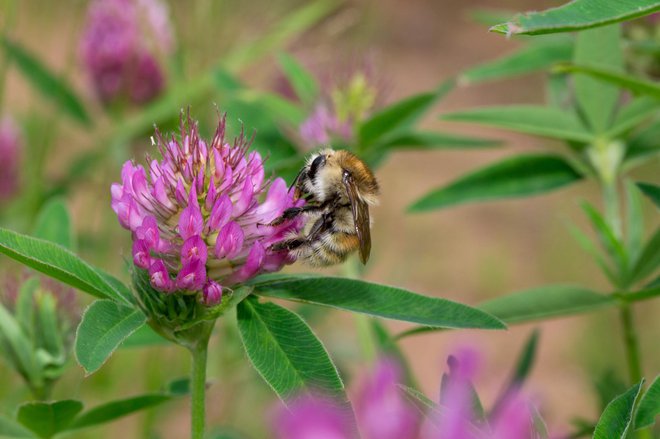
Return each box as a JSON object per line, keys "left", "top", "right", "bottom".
{"left": 342, "top": 171, "right": 371, "bottom": 264}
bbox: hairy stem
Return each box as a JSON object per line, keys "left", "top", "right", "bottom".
{"left": 190, "top": 342, "right": 209, "bottom": 439}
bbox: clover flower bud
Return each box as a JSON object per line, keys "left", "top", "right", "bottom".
{"left": 80, "top": 0, "right": 174, "bottom": 105}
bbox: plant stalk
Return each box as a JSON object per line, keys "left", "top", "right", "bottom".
{"left": 620, "top": 303, "right": 643, "bottom": 385}
{"left": 190, "top": 341, "right": 209, "bottom": 439}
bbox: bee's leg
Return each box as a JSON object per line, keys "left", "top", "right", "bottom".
{"left": 271, "top": 238, "right": 306, "bottom": 251}
{"left": 271, "top": 214, "right": 332, "bottom": 252}
{"left": 268, "top": 202, "right": 328, "bottom": 226}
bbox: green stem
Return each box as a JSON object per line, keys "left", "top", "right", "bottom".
{"left": 603, "top": 179, "right": 622, "bottom": 240}
{"left": 190, "top": 341, "right": 209, "bottom": 439}
{"left": 620, "top": 304, "right": 643, "bottom": 385}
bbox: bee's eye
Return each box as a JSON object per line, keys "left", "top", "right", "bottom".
{"left": 308, "top": 155, "right": 326, "bottom": 180}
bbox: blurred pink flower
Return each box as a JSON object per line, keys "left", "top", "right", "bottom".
{"left": 273, "top": 357, "right": 416, "bottom": 439}
{"left": 80, "top": 0, "right": 174, "bottom": 105}
{"left": 0, "top": 116, "right": 21, "bottom": 200}
{"left": 423, "top": 348, "right": 536, "bottom": 439}
{"left": 273, "top": 349, "right": 543, "bottom": 439}
{"left": 111, "top": 112, "right": 303, "bottom": 305}
{"left": 296, "top": 57, "right": 385, "bottom": 148}
{"left": 274, "top": 395, "right": 357, "bottom": 439}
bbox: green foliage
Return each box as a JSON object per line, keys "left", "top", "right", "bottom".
{"left": 491, "top": 0, "right": 660, "bottom": 36}
{"left": 637, "top": 182, "right": 660, "bottom": 209}
{"left": 68, "top": 394, "right": 173, "bottom": 430}
{"left": 461, "top": 38, "right": 573, "bottom": 84}
{"left": 251, "top": 274, "right": 505, "bottom": 329}
{"left": 573, "top": 25, "right": 623, "bottom": 133}
{"left": 442, "top": 105, "right": 593, "bottom": 142}
{"left": 635, "top": 375, "right": 660, "bottom": 429}
{"left": 358, "top": 80, "right": 454, "bottom": 146}
{"left": 556, "top": 64, "right": 660, "bottom": 99}
{"left": 409, "top": 154, "right": 582, "bottom": 212}
{"left": 593, "top": 381, "right": 643, "bottom": 439}
{"left": 276, "top": 52, "right": 319, "bottom": 105}
{"left": 236, "top": 298, "right": 347, "bottom": 402}
{"left": 1, "top": 38, "right": 90, "bottom": 126}
{"left": 478, "top": 285, "right": 613, "bottom": 324}
{"left": 74, "top": 300, "right": 146, "bottom": 374}
{"left": 32, "top": 198, "right": 74, "bottom": 251}
{"left": 17, "top": 400, "right": 83, "bottom": 439}
{"left": 0, "top": 228, "right": 131, "bottom": 304}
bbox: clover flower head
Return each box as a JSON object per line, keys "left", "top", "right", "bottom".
{"left": 0, "top": 116, "right": 21, "bottom": 200}
{"left": 111, "top": 112, "right": 303, "bottom": 306}
{"left": 80, "top": 0, "right": 174, "bottom": 104}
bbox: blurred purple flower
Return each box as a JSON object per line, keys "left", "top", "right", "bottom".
{"left": 296, "top": 57, "right": 385, "bottom": 148}
{"left": 274, "top": 395, "right": 356, "bottom": 439}
{"left": 299, "top": 105, "right": 352, "bottom": 145}
{"left": 0, "top": 116, "right": 21, "bottom": 200}
{"left": 423, "top": 347, "right": 536, "bottom": 439}
{"left": 356, "top": 358, "right": 419, "bottom": 439}
{"left": 80, "top": 0, "right": 173, "bottom": 105}
{"left": 273, "top": 357, "right": 415, "bottom": 439}
{"left": 111, "top": 112, "right": 303, "bottom": 305}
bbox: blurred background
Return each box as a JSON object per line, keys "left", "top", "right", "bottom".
{"left": 1, "top": 0, "right": 658, "bottom": 437}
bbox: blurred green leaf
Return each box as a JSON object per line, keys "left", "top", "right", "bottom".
{"left": 573, "top": 25, "right": 622, "bottom": 133}
{"left": 0, "top": 414, "right": 34, "bottom": 438}
{"left": 442, "top": 105, "right": 592, "bottom": 142}
{"left": 359, "top": 80, "right": 454, "bottom": 146}
{"left": 75, "top": 300, "right": 146, "bottom": 375}
{"left": 609, "top": 98, "right": 660, "bottom": 140}
{"left": 461, "top": 38, "right": 573, "bottom": 84}
{"left": 222, "top": 0, "right": 339, "bottom": 71}
{"left": 557, "top": 64, "right": 660, "bottom": 100}
{"left": 635, "top": 375, "right": 660, "bottom": 429}
{"left": 2, "top": 38, "right": 90, "bottom": 126}
{"left": 512, "top": 329, "right": 539, "bottom": 385}
{"left": 15, "top": 277, "right": 39, "bottom": 340}
{"left": 580, "top": 202, "right": 628, "bottom": 276}
{"left": 593, "top": 380, "right": 643, "bottom": 439}
{"left": 68, "top": 394, "right": 173, "bottom": 431}
{"left": 236, "top": 298, "right": 347, "bottom": 402}
{"left": 33, "top": 198, "right": 74, "bottom": 251}
{"left": 625, "top": 120, "right": 660, "bottom": 164}
{"left": 625, "top": 182, "right": 645, "bottom": 264}
{"left": 276, "top": 53, "right": 318, "bottom": 105}
{"left": 35, "top": 293, "right": 64, "bottom": 366}
{"left": 17, "top": 400, "right": 83, "bottom": 439}
{"left": 491, "top": 1, "right": 660, "bottom": 36}
{"left": 0, "top": 301, "right": 41, "bottom": 385}
{"left": 479, "top": 285, "right": 613, "bottom": 324}
{"left": 370, "top": 320, "right": 417, "bottom": 387}
{"left": 566, "top": 222, "right": 618, "bottom": 284}
{"left": 636, "top": 182, "right": 660, "bottom": 209}
{"left": 409, "top": 154, "right": 582, "bottom": 212}
{"left": 628, "top": 227, "right": 660, "bottom": 284}
{"left": 0, "top": 228, "right": 129, "bottom": 304}
{"left": 375, "top": 130, "right": 500, "bottom": 151}
{"left": 251, "top": 274, "right": 505, "bottom": 329}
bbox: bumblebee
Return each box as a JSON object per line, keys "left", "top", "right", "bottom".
{"left": 271, "top": 148, "right": 379, "bottom": 266}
